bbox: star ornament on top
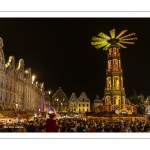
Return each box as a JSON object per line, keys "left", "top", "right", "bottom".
{"left": 91, "top": 29, "right": 137, "bottom": 50}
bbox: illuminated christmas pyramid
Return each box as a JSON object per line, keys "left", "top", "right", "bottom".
{"left": 91, "top": 29, "right": 137, "bottom": 113}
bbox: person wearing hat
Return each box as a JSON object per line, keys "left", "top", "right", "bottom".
{"left": 46, "top": 113, "right": 58, "bottom": 132}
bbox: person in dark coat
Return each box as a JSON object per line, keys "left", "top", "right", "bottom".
{"left": 68, "top": 125, "right": 77, "bottom": 132}
{"left": 130, "top": 123, "right": 138, "bottom": 132}
{"left": 26, "top": 121, "right": 36, "bottom": 132}
{"left": 46, "top": 113, "right": 58, "bottom": 132}
{"left": 0, "top": 124, "right": 7, "bottom": 132}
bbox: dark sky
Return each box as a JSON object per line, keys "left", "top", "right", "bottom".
{"left": 0, "top": 18, "right": 150, "bottom": 101}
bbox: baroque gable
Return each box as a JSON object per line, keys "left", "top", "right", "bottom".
{"left": 69, "top": 92, "right": 78, "bottom": 102}
{"left": 39, "top": 82, "right": 44, "bottom": 92}
{"left": 5, "top": 56, "right": 16, "bottom": 75}
{"left": 16, "top": 59, "right": 24, "bottom": 72}
{"left": 78, "top": 92, "right": 90, "bottom": 102}
{"left": 24, "top": 68, "right": 32, "bottom": 79}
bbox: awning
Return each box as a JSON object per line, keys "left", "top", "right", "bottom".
{"left": 0, "top": 113, "right": 4, "bottom": 118}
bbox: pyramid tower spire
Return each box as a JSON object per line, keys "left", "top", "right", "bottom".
{"left": 104, "top": 45, "right": 126, "bottom": 111}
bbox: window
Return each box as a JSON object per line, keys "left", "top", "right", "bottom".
{"left": 83, "top": 104, "right": 84, "bottom": 107}
{"left": 79, "top": 109, "right": 80, "bottom": 112}
{"left": 83, "top": 98, "right": 84, "bottom": 102}
{"left": 87, "top": 104, "right": 88, "bottom": 107}
{"left": 87, "top": 109, "right": 88, "bottom": 112}
{"left": 113, "top": 48, "right": 116, "bottom": 51}
{"left": 83, "top": 109, "right": 84, "bottom": 112}
{"left": 79, "top": 104, "right": 80, "bottom": 107}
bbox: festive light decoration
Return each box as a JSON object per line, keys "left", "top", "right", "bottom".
{"left": 91, "top": 29, "right": 137, "bottom": 114}
{"left": 47, "top": 106, "right": 56, "bottom": 114}
{"left": 91, "top": 29, "right": 137, "bottom": 50}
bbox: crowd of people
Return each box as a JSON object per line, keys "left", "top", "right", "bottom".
{"left": 0, "top": 113, "right": 150, "bottom": 132}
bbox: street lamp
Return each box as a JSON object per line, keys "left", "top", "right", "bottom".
{"left": 48, "top": 91, "right": 51, "bottom": 106}
{"left": 16, "top": 103, "right": 18, "bottom": 109}
{"left": 48, "top": 91, "right": 51, "bottom": 95}
{"left": 15, "top": 103, "right": 18, "bottom": 113}
{"left": 36, "top": 81, "right": 38, "bottom": 86}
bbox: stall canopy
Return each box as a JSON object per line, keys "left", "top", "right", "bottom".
{"left": 0, "top": 113, "right": 4, "bottom": 118}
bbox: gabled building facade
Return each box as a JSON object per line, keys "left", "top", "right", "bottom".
{"left": 51, "top": 87, "right": 68, "bottom": 112}
{"left": 68, "top": 92, "right": 90, "bottom": 114}
{"left": 78, "top": 92, "right": 90, "bottom": 113}
{"left": 0, "top": 37, "right": 45, "bottom": 111}
{"left": 68, "top": 92, "right": 78, "bottom": 113}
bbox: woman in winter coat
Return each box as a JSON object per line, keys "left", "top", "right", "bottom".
{"left": 46, "top": 113, "right": 58, "bottom": 132}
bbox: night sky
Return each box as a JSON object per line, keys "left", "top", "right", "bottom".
{"left": 0, "top": 18, "right": 150, "bottom": 101}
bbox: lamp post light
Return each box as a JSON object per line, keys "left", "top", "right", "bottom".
{"left": 56, "top": 99, "right": 59, "bottom": 112}
{"left": 16, "top": 103, "right": 18, "bottom": 108}
{"left": 48, "top": 91, "right": 51, "bottom": 95}
{"left": 16, "top": 103, "right": 18, "bottom": 113}
{"left": 48, "top": 91, "right": 51, "bottom": 106}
